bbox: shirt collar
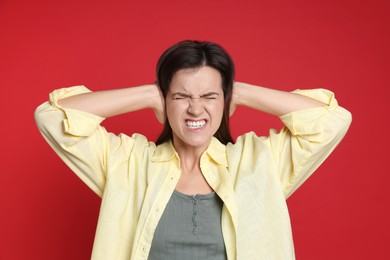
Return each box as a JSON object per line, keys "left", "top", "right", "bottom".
{"left": 205, "top": 137, "right": 228, "bottom": 167}
{"left": 152, "top": 140, "right": 177, "bottom": 162}
{"left": 152, "top": 137, "right": 228, "bottom": 167}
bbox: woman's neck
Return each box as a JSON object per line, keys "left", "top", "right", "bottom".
{"left": 172, "top": 138, "right": 214, "bottom": 195}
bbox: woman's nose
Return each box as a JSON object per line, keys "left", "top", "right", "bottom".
{"left": 187, "top": 98, "right": 204, "bottom": 115}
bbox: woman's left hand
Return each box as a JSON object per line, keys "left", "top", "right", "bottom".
{"left": 229, "top": 81, "right": 242, "bottom": 117}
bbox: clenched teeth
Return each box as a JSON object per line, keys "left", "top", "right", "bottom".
{"left": 186, "top": 120, "right": 206, "bottom": 129}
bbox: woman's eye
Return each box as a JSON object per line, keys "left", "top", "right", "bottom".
{"left": 172, "top": 95, "right": 188, "bottom": 100}
{"left": 202, "top": 96, "right": 217, "bottom": 100}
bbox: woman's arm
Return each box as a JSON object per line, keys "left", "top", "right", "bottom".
{"left": 231, "top": 82, "right": 326, "bottom": 116}
{"left": 58, "top": 84, "right": 165, "bottom": 123}
{"left": 230, "top": 82, "right": 352, "bottom": 198}
{"left": 35, "top": 84, "right": 165, "bottom": 196}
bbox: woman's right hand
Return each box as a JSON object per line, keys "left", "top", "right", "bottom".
{"left": 58, "top": 84, "right": 166, "bottom": 120}
{"left": 152, "top": 84, "right": 166, "bottom": 124}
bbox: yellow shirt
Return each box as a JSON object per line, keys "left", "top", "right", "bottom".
{"left": 35, "top": 86, "right": 351, "bottom": 260}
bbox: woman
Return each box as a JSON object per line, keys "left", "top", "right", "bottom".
{"left": 35, "top": 40, "right": 352, "bottom": 260}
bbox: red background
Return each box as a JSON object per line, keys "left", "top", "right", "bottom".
{"left": 1, "top": 0, "right": 389, "bottom": 259}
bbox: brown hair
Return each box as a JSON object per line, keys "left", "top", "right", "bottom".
{"left": 156, "top": 40, "right": 235, "bottom": 145}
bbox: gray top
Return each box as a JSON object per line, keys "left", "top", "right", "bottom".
{"left": 148, "top": 190, "right": 227, "bottom": 260}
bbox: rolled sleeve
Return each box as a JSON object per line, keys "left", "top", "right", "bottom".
{"left": 49, "top": 86, "right": 105, "bottom": 137}
{"left": 35, "top": 86, "right": 110, "bottom": 197}
{"left": 272, "top": 89, "right": 352, "bottom": 197}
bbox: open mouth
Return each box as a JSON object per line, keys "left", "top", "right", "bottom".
{"left": 185, "top": 120, "right": 206, "bottom": 129}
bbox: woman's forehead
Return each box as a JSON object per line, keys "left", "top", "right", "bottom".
{"left": 170, "top": 66, "right": 222, "bottom": 93}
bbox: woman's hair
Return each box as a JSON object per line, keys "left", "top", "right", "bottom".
{"left": 155, "top": 40, "right": 235, "bottom": 145}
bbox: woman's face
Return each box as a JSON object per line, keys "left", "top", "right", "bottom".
{"left": 166, "top": 66, "right": 224, "bottom": 151}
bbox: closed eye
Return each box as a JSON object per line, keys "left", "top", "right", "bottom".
{"left": 172, "top": 93, "right": 191, "bottom": 100}
{"left": 171, "top": 92, "right": 221, "bottom": 100}
{"left": 201, "top": 93, "right": 220, "bottom": 100}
